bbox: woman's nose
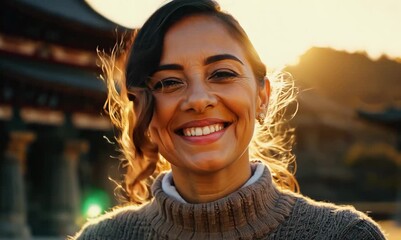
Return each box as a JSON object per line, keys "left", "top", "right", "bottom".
{"left": 180, "top": 81, "right": 217, "bottom": 113}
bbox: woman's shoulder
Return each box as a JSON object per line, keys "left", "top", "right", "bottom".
{"left": 69, "top": 202, "right": 155, "bottom": 240}
{"left": 281, "top": 191, "right": 387, "bottom": 239}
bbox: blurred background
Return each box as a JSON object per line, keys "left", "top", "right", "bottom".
{"left": 0, "top": 0, "right": 400, "bottom": 239}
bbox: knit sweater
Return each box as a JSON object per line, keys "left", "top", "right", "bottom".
{"left": 72, "top": 166, "right": 386, "bottom": 239}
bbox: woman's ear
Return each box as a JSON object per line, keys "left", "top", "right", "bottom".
{"left": 258, "top": 77, "right": 270, "bottom": 109}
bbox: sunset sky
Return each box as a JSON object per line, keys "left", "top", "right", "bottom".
{"left": 86, "top": 0, "right": 401, "bottom": 69}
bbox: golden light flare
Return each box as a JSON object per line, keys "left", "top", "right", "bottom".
{"left": 86, "top": 0, "right": 401, "bottom": 69}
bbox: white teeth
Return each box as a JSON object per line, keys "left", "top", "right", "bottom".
{"left": 202, "top": 126, "right": 210, "bottom": 135}
{"left": 195, "top": 128, "right": 202, "bottom": 136}
{"left": 182, "top": 123, "right": 225, "bottom": 137}
{"left": 184, "top": 128, "right": 191, "bottom": 136}
{"left": 210, "top": 125, "right": 215, "bottom": 132}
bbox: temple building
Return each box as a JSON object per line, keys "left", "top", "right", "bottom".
{"left": 358, "top": 108, "right": 401, "bottom": 221}
{"left": 0, "top": 0, "right": 126, "bottom": 238}
{"left": 287, "top": 48, "right": 401, "bottom": 221}
{"left": 1, "top": 1, "right": 400, "bottom": 239}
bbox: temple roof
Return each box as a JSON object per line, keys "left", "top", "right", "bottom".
{"left": 1, "top": 0, "right": 128, "bottom": 50}
{"left": 358, "top": 108, "right": 401, "bottom": 132}
{"left": 14, "top": 0, "right": 123, "bottom": 31}
{"left": 0, "top": 54, "right": 104, "bottom": 92}
{"left": 0, "top": 53, "right": 106, "bottom": 114}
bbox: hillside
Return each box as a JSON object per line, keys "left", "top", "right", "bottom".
{"left": 286, "top": 47, "right": 401, "bottom": 111}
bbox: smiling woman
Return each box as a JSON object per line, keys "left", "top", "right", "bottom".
{"left": 72, "top": 0, "right": 386, "bottom": 239}
{"left": 147, "top": 15, "right": 268, "bottom": 202}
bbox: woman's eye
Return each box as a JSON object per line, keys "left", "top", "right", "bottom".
{"left": 209, "top": 70, "right": 238, "bottom": 81}
{"left": 151, "top": 78, "right": 184, "bottom": 92}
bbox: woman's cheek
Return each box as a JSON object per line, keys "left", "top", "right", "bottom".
{"left": 149, "top": 100, "right": 175, "bottom": 148}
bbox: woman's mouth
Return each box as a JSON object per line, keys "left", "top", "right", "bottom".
{"left": 175, "top": 121, "right": 231, "bottom": 137}
{"left": 182, "top": 123, "right": 225, "bottom": 137}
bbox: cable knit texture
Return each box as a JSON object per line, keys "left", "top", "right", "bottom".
{"left": 72, "top": 166, "right": 386, "bottom": 239}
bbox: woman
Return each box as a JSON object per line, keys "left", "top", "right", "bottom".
{"left": 73, "top": 0, "right": 386, "bottom": 239}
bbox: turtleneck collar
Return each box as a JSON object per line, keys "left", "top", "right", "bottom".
{"left": 148, "top": 164, "right": 296, "bottom": 239}
{"left": 162, "top": 162, "right": 266, "bottom": 203}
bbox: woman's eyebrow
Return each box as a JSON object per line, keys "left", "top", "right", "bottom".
{"left": 152, "top": 64, "right": 183, "bottom": 75}
{"left": 152, "top": 54, "right": 243, "bottom": 75}
{"left": 204, "top": 54, "right": 244, "bottom": 65}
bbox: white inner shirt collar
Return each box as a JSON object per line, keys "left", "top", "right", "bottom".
{"left": 161, "top": 162, "right": 266, "bottom": 203}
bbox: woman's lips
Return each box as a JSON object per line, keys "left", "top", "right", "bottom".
{"left": 182, "top": 123, "right": 224, "bottom": 137}
{"left": 175, "top": 119, "right": 230, "bottom": 135}
{"left": 175, "top": 119, "right": 231, "bottom": 144}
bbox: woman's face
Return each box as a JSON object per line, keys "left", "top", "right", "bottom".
{"left": 148, "top": 15, "right": 268, "bottom": 175}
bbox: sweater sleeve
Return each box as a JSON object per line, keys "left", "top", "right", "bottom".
{"left": 69, "top": 219, "right": 117, "bottom": 240}
{"left": 340, "top": 219, "right": 387, "bottom": 240}
{"left": 68, "top": 205, "right": 151, "bottom": 240}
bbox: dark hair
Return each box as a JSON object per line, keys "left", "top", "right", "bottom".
{"left": 126, "top": 0, "right": 266, "bottom": 90}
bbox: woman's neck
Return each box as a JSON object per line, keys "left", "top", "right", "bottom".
{"left": 170, "top": 156, "right": 252, "bottom": 203}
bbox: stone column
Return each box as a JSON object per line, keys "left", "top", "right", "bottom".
{"left": 396, "top": 132, "right": 401, "bottom": 224}
{"left": 0, "top": 131, "right": 35, "bottom": 239}
{"left": 41, "top": 139, "right": 88, "bottom": 236}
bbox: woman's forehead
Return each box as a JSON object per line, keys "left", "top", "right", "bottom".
{"left": 160, "top": 15, "right": 245, "bottom": 65}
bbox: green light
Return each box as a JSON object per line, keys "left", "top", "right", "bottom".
{"left": 81, "top": 189, "right": 110, "bottom": 218}
{"left": 87, "top": 204, "right": 102, "bottom": 218}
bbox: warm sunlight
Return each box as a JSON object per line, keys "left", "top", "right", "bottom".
{"left": 85, "top": 0, "right": 401, "bottom": 69}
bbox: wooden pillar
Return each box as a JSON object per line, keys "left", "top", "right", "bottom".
{"left": 0, "top": 131, "right": 35, "bottom": 239}
{"left": 396, "top": 132, "right": 401, "bottom": 224}
{"left": 40, "top": 139, "right": 88, "bottom": 236}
